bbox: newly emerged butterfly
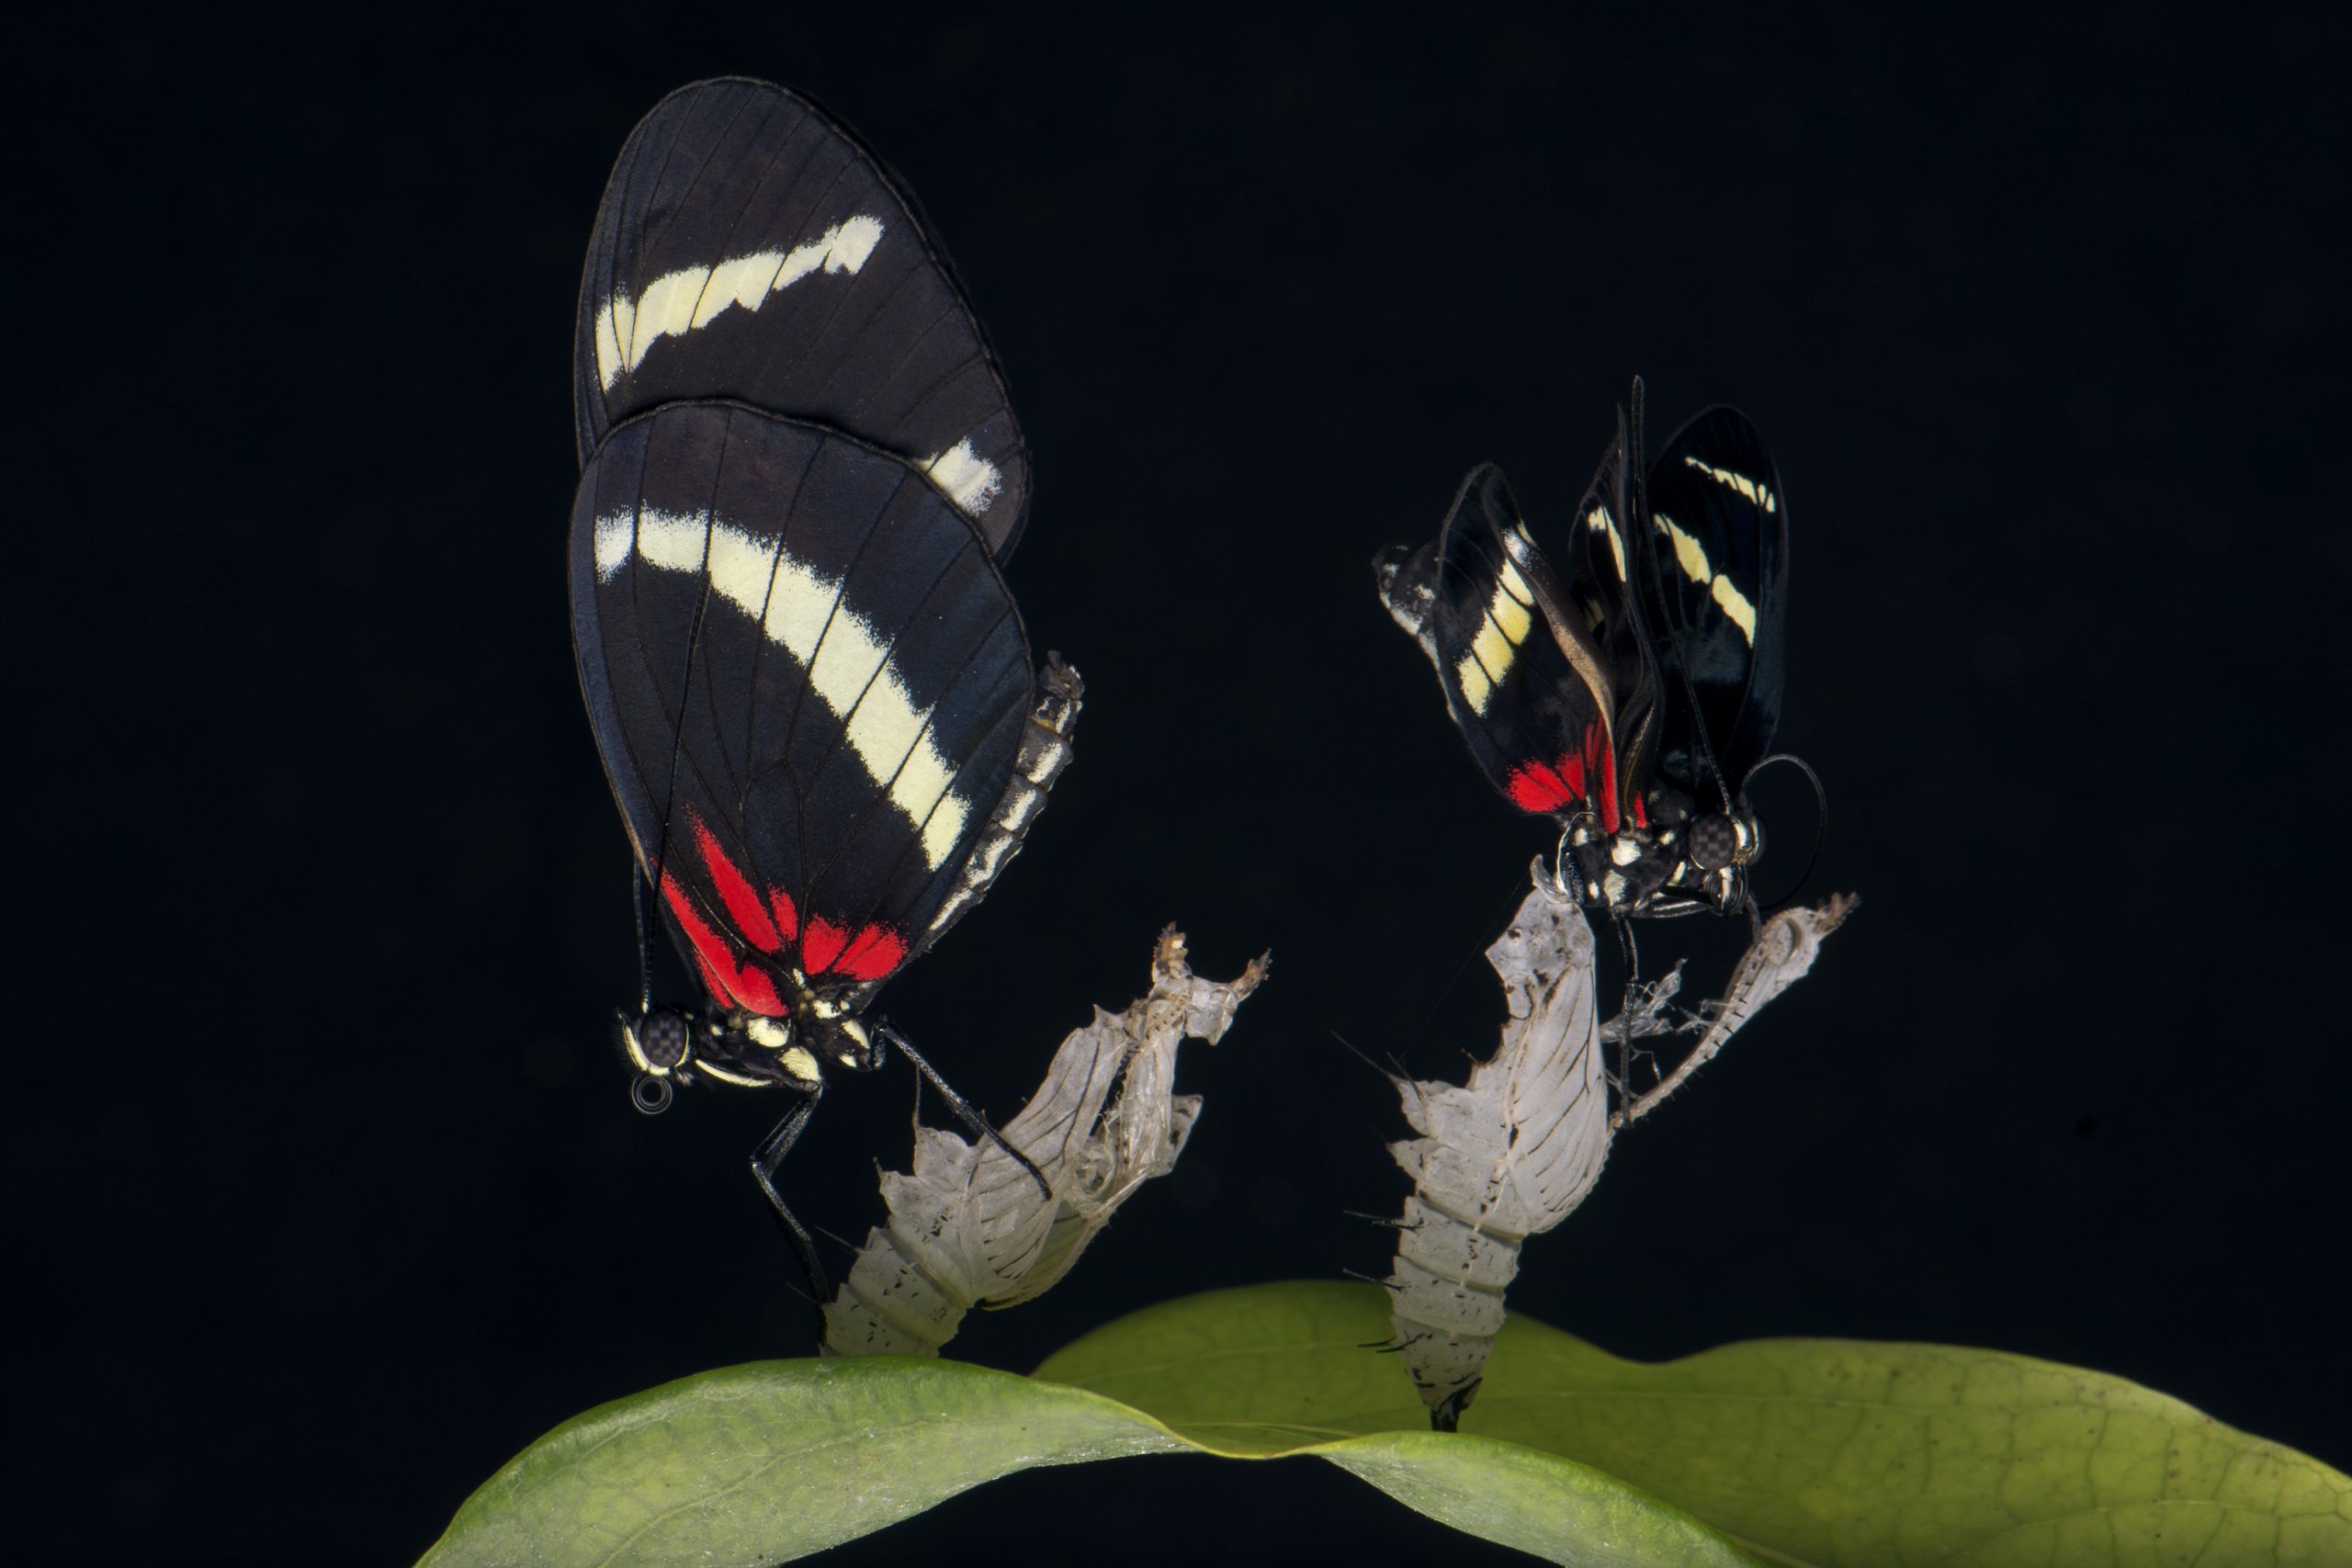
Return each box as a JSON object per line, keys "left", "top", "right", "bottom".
{"left": 1374, "top": 381, "right": 1828, "bottom": 1427}
{"left": 568, "top": 79, "right": 1077, "bottom": 1292}
{"left": 1375, "top": 380, "right": 1792, "bottom": 920}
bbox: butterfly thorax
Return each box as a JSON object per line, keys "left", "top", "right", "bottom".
{"left": 616, "top": 973, "right": 883, "bottom": 1105}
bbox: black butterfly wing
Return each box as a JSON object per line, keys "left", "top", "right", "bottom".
{"left": 574, "top": 77, "right": 1030, "bottom": 557}
{"left": 570, "top": 401, "right": 1033, "bottom": 1014}
{"left": 1566, "top": 412, "right": 1664, "bottom": 818}
{"left": 1375, "top": 465, "right": 1632, "bottom": 828}
{"left": 1642, "top": 407, "right": 1787, "bottom": 792}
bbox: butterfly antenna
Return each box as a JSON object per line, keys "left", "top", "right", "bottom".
{"left": 1673, "top": 647, "right": 1737, "bottom": 817}
{"left": 630, "top": 855, "right": 655, "bottom": 1016}
{"left": 1741, "top": 750, "right": 1829, "bottom": 909}
{"left": 1628, "top": 376, "right": 1645, "bottom": 463}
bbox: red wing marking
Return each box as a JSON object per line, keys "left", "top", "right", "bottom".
{"left": 690, "top": 813, "right": 782, "bottom": 953}
{"left": 1600, "top": 731, "right": 1621, "bottom": 833}
{"left": 1506, "top": 754, "right": 1585, "bottom": 815}
{"left": 725, "top": 966, "right": 786, "bottom": 1016}
{"left": 797, "top": 914, "right": 907, "bottom": 982}
{"left": 729, "top": 968, "right": 786, "bottom": 1020}
{"left": 800, "top": 918, "right": 848, "bottom": 976}
{"left": 662, "top": 869, "right": 788, "bottom": 1016}
{"left": 833, "top": 924, "right": 909, "bottom": 982}
{"left": 1504, "top": 716, "right": 1623, "bottom": 832}
{"left": 662, "top": 812, "right": 907, "bottom": 1000}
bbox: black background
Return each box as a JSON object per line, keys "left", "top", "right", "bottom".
{"left": 19, "top": 4, "right": 2349, "bottom": 1563}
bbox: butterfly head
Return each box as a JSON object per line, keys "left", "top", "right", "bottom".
{"left": 616, "top": 1005, "right": 695, "bottom": 1112}
{"left": 1672, "top": 808, "right": 1765, "bottom": 912}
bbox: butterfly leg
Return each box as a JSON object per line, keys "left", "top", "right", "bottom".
{"left": 1608, "top": 916, "right": 1642, "bottom": 1100}
{"left": 747, "top": 1084, "right": 831, "bottom": 1307}
{"left": 874, "top": 1023, "right": 1053, "bottom": 1199}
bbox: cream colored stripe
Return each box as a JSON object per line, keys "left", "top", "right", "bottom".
{"left": 1488, "top": 581, "right": 1532, "bottom": 645}
{"left": 634, "top": 508, "right": 711, "bottom": 574}
{"left": 1468, "top": 616, "right": 1516, "bottom": 686}
{"left": 1454, "top": 554, "right": 1537, "bottom": 716}
{"left": 1587, "top": 504, "right": 1626, "bottom": 581}
{"left": 600, "top": 503, "right": 974, "bottom": 868}
{"left": 1654, "top": 511, "right": 1756, "bottom": 645}
{"left": 1679, "top": 455, "right": 1778, "bottom": 513}
{"left": 1497, "top": 558, "right": 1534, "bottom": 608}
{"left": 1656, "top": 513, "right": 1713, "bottom": 586}
{"left": 1454, "top": 651, "right": 1494, "bottom": 716}
{"left": 1711, "top": 576, "right": 1758, "bottom": 641}
{"left": 593, "top": 216, "right": 888, "bottom": 391}
{"left": 921, "top": 439, "right": 1003, "bottom": 518}
{"left": 593, "top": 513, "right": 638, "bottom": 581}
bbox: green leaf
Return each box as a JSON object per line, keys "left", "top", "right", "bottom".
{"left": 1042, "top": 1282, "right": 2352, "bottom": 1567}
{"left": 1033, "top": 1280, "right": 1768, "bottom": 1565}
{"left": 1453, "top": 1303, "right": 2352, "bottom": 1568}
{"left": 417, "top": 1358, "right": 1187, "bottom": 1568}
{"left": 423, "top": 1282, "right": 2349, "bottom": 1567}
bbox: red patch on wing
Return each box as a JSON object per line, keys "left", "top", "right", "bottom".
{"left": 1598, "top": 728, "right": 1621, "bottom": 833}
{"left": 727, "top": 966, "right": 786, "bottom": 1015}
{"left": 1506, "top": 755, "right": 1584, "bottom": 814}
{"left": 663, "top": 870, "right": 787, "bottom": 1016}
{"left": 800, "top": 918, "right": 848, "bottom": 976}
{"left": 691, "top": 815, "right": 781, "bottom": 953}
{"left": 1503, "top": 717, "right": 1622, "bottom": 831}
{"left": 659, "top": 817, "right": 908, "bottom": 1000}
{"left": 833, "top": 924, "right": 910, "bottom": 982}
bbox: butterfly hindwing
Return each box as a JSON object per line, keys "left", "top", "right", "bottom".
{"left": 1641, "top": 407, "right": 1787, "bottom": 791}
{"left": 1377, "top": 465, "right": 1628, "bottom": 826}
{"left": 570, "top": 400, "right": 1032, "bottom": 1010}
{"left": 1566, "top": 415, "right": 1662, "bottom": 822}
{"left": 574, "top": 77, "right": 1030, "bottom": 555}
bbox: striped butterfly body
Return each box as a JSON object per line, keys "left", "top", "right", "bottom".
{"left": 1374, "top": 381, "right": 1790, "bottom": 922}
{"left": 567, "top": 79, "right": 1077, "bottom": 1294}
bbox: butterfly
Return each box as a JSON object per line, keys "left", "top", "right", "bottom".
{"left": 1375, "top": 378, "right": 1793, "bottom": 922}
{"left": 568, "top": 78, "right": 1075, "bottom": 1296}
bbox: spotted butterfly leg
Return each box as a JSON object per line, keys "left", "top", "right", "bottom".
{"left": 747, "top": 1081, "right": 832, "bottom": 1309}
{"left": 914, "top": 653, "right": 1084, "bottom": 954}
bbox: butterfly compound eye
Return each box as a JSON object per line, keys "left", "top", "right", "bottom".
{"left": 616, "top": 1008, "right": 693, "bottom": 1111}
{"left": 639, "top": 1009, "right": 691, "bottom": 1070}
{"left": 1689, "top": 813, "right": 1742, "bottom": 872}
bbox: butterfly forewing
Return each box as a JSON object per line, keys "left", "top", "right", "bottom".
{"left": 1642, "top": 408, "right": 1787, "bottom": 790}
{"left": 1382, "top": 465, "right": 1630, "bottom": 826}
{"left": 570, "top": 400, "right": 1032, "bottom": 1010}
{"left": 574, "top": 77, "right": 1030, "bottom": 555}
